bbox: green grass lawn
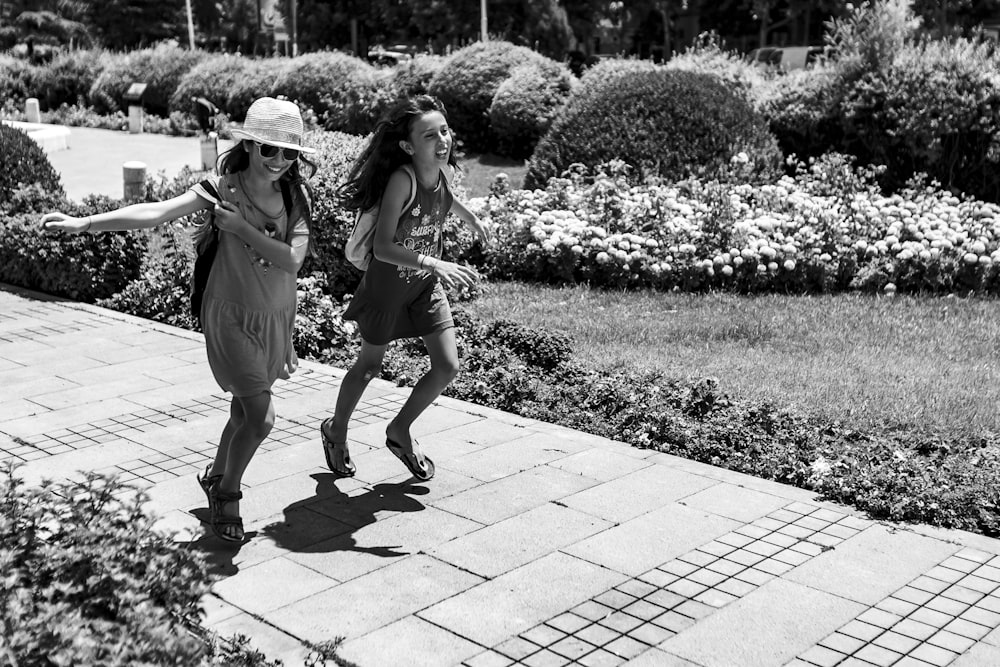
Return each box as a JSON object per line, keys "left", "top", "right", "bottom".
{"left": 464, "top": 282, "right": 1000, "bottom": 438}
{"left": 458, "top": 152, "right": 527, "bottom": 198}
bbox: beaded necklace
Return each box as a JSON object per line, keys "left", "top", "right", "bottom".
{"left": 238, "top": 173, "right": 285, "bottom": 274}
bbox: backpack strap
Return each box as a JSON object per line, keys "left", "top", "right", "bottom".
{"left": 400, "top": 164, "right": 418, "bottom": 213}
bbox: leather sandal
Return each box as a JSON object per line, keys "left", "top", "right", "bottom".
{"left": 196, "top": 464, "right": 222, "bottom": 508}
{"left": 210, "top": 484, "right": 245, "bottom": 543}
{"left": 321, "top": 417, "right": 356, "bottom": 478}
{"left": 386, "top": 436, "right": 434, "bottom": 481}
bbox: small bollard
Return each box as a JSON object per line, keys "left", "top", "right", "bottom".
{"left": 199, "top": 131, "right": 219, "bottom": 171}
{"left": 25, "top": 98, "right": 40, "bottom": 123}
{"left": 127, "top": 105, "right": 144, "bottom": 134}
{"left": 123, "top": 161, "right": 146, "bottom": 201}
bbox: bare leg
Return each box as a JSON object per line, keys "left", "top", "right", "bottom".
{"left": 324, "top": 339, "right": 389, "bottom": 453}
{"left": 386, "top": 327, "right": 460, "bottom": 464}
{"left": 209, "top": 398, "right": 245, "bottom": 478}
{"left": 215, "top": 391, "right": 275, "bottom": 540}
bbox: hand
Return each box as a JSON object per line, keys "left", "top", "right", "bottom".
{"left": 430, "top": 259, "right": 480, "bottom": 290}
{"left": 468, "top": 217, "right": 491, "bottom": 244}
{"left": 212, "top": 201, "right": 247, "bottom": 235}
{"left": 40, "top": 212, "right": 89, "bottom": 234}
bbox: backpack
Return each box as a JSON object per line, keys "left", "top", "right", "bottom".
{"left": 190, "top": 178, "right": 294, "bottom": 324}
{"left": 344, "top": 164, "right": 417, "bottom": 271}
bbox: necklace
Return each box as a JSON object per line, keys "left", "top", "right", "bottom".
{"left": 235, "top": 173, "right": 286, "bottom": 275}
{"left": 238, "top": 172, "right": 285, "bottom": 220}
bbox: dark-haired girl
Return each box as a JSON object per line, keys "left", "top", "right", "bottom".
{"left": 41, "top": 97, "right": 316, "bottom": 542}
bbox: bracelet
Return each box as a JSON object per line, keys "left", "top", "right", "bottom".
{"left": 418, "top": 254, "right": 426, "bottom": 271}
{"left": 84, "top": 216, "right": 93, "bottom": 232}
{"left": 429, "top": 257, "right": 439, "bottom": 274}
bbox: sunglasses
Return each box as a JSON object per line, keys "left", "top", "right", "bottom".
{"left": 254, "top": 141, "right": 300, "bottom": 161}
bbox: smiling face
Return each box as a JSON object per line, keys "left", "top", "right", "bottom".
{"left": 244, "top": 140, "right": 295, "bottom": 181}
{"left": 400, "top": 110, "right": 452, "bottom": 168}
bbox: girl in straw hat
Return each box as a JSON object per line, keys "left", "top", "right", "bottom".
{"left": 322, "top": 94, "right": 488, "bottom": 481}
{"left": 40, "top": 97, "right": 316, "bottom": 542}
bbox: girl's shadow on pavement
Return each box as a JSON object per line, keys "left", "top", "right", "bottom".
{"left": 260, "top": 472, "right": 430, "bottom": 558}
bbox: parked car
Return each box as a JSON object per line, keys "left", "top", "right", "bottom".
{"left": 746, "top": 46, "right": 827, "bottom": 71}
{"left": 367, "top": 44, "right": 419, "bottom": 67}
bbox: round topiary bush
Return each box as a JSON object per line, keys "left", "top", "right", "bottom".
{"left": 0, "top": 123, "right": 64, "bottom": 201}
{"left": 227, "top": 58, "right": 292, "bottom": 122}
{"left": 488, "top": 60, "right": 575, "bottom": 159}
{"left": 428, "top": 41, "right": 558, "bottom": 153}
{"left": 760, "top": 65, "right": 844, "bottom": 162}
{"left": 270, "top": 51, "right": 379, "bottom": 134}
{"left": 524, "top": 60, "right": 782, "bottom": 189}
{"left": 32, "top": 48, "right": 109, "bottom": 111}
{"left": 88, "top": 43, "right": 204, "bottom": 117}
{"left": 169, "top": 53, "right": 261, "bottom": 121}
{"left": 368, "top": 54, "right": 449, "bottom": 121}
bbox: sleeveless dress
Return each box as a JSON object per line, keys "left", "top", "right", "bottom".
{"left": 344, "top": 169, "right": 454, "bottom": 345}
{"left": 190, "top": 173, "right": 309, "bottom": 396}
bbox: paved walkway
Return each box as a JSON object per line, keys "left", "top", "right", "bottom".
{"left": 4, "top": 284, "right": 1000, "bottom": 667}
{"left": 36, "top": 124, "right": 234, "bottom": 201}
{"left": 9, "top": 123, "right": 1000, "bottom": 666}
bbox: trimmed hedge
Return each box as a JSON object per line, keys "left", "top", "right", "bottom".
{"left": 0, "top": 124, "right": 64, "bottom": 202}
{"left": 489, "top": 60, "right": 574, "bottom": 160}
{"left": 428, "top": 41, "right": 560, "bottom": 153}
{"left": 31, "top": 48, "right": 108, "bottom": 111}
{"left": 88, "top": 43, "right": 203, "bottom": 117}
{"left": 270, "top": 51, "right": 380, "bottom": 134}
{"left": 169, "top": 53, "right": 263, "bottom": 122}
{"left": 0, "top": 53, "right": 36, "bottom": 106}
{"left": 525, "top": 61, "right": 782, "bottom": 189}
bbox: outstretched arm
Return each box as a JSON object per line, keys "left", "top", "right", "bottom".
{"left": 40, "top": 191, "right": 210, "bottom": 234}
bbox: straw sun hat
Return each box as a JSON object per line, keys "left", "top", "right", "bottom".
{"left": 230, "top": 97, "right": 316, "bottom": 154}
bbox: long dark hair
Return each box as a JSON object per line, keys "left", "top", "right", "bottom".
{"left": 338, "top": 94, "right": 459, "bottom": 213}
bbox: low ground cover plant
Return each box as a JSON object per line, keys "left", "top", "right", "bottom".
{"left": 0, "top": 465, "right": 349, "bottom": 665}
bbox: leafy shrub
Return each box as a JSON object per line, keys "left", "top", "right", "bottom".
{"left": 301, "top": 129, "right": 369, "bottom": 296}
{"left": 98, "top": 223, "right": 197, "bottom": 330}
{"left": 524, "top": 61, "right": 782, "bottom": 189}
{"left": 760, "top": 65, "right": 845, "bottom": 161}
{"left": 428, "top": 41, "right": 558, "bottom": 152}
{"left": 488, "top": 61, "right": 574, "bottom": 160}
{"left": 0, "top": 199, "right": 147, "bottom": 301}
{"left": 169, "top": 53, "right": 259, "bottom": 121}
{"left": 369, "top": 54, "right": 448, "bottom": 122}
{"left": 663, "top": 34, "right": 773, "bottom": 110}
{"left": 88, "top": 43, "right": 203, "bottom": 116}
{"left": 0, "top": 124, "right": 65, "bottom": 202}
{"left": 270, "top": 51, "right": 379, "bottom": 134}
{"left": 0, "top": 54, "right": 36, "bottom": 107}
{"left": 0, "top": 466, "right": 209, "bottom": 664}
{"left": 229, "top": 58, "right": 293, "bottom": 122}
{"left": 840, "top": 38, "right": 1000, "bottom": 202}
{"left": 32, "top": 48, "right": 108, "bottom": 111}
{"left": 293, "top": 273, "right": 360, "bottom": 362}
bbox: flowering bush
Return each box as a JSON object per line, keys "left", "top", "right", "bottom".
{"left": 476, "top": 156, "right": 1000, "bottom": 295}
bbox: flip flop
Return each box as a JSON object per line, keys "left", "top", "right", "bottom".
{"left": 321, "top": 418, "right": 356, "bottom": 478}
{"left": 386, "top": 437, "right": 435, "bottom": 481}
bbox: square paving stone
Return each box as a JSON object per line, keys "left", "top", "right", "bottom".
{"left": 784, "top": 526, "right": 957, "bottom": 606}
{"left": 418, "top": 552, "right": 625, "bottom": 647}
{"left": 269, "top": 554, "right": 483, "bottom": 643}
{"left": 430, "top": 465, "right": 599, "bottom": 525}
{"left": 563, "top": 504, "right": 738, "bottom": 577}
{"left": 559, "top": 465, "right": 719, "bottom": 524}
{"left": 431, "top": 503, "right": 611, "bottom": 578}
{"left": 336, "top": 616, "right": 483, "bottom": 667}
{"left": 660, "top": 579, "right": 864, "bottom": 667}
